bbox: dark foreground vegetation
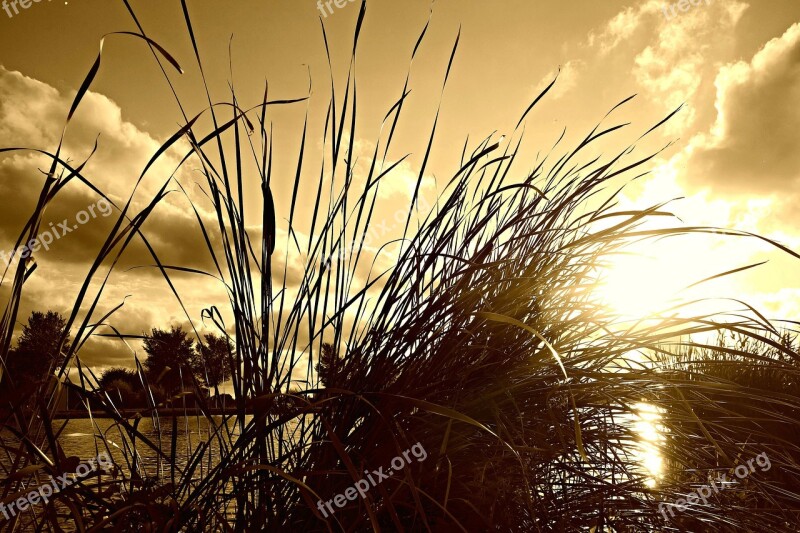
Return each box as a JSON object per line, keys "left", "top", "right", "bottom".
{"left": 1, "top": 1, "right": 799, "bottom": 531}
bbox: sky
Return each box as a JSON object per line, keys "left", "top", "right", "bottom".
{"left": 0, "top": 0, "right": 799, "bottom": 379}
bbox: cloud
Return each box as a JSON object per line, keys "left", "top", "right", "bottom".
{"left": 588, "top": 1, "right": 662, "bottom": 54}
{"left": 680, "top": 23, "right": 800, "bottom": 199}
{"left": 533, "top": 61, "right": 583, "bottom": 100}
{"left": 635, "top": 1, "right": 747, "bottom": 129}
{"left": 587, "top": 0, "right": 748, "bottom": 133}
{"left": 0, "top": 66, "right": 232, "bottom": 275}
{"left": 0, "top": 68, "right": 63, "bottom": 146}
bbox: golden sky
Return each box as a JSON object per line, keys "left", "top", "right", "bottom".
{"left": 0, "top": 0, "right": 799, "bottom": 375}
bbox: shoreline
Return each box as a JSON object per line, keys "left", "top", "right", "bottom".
{"left": 50, "top": 408, "right": 253, "bottom": 419}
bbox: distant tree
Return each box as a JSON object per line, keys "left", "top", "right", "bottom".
{"left": 5, "top": 311, "right": 70, "bottom": 386}
{"left": 143, "top": 326, "right": 198, "bottom": 393}
{"left": 99, "top": 367, "right": 140, "bottom": 389}
{"left": 98, "top": 367, "right": 147, "bottom": 407}
{"left": 194, "top": 333, "right": 233, "bottom": 388}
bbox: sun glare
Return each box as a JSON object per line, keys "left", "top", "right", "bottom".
{"left": 598, "top": 252, "right": 687, "bottom": 318}
{"left": 595, "top": 228, "right": 731, "bottom": 320}
{"left": 632, "top": 403, "right": 665, "bottom": 488}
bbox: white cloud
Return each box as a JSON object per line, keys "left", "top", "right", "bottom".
{"left": 533, "top": 60, "right": 583, "bottom": 100}
{"left": 588, "top": 1, "right": 662, "bottom": 54}
{"left": 676, "top": 22, "right": 800, "bottom": 222}
{"left": 586, "top": 0, "right": 748, "bottom": 133}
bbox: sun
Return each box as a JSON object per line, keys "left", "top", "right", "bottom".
{"left": 595, "top": 235, "right": 715, "bottom": 319}
{"left": 598, "top": 252, "right": 684, "bottom": 318}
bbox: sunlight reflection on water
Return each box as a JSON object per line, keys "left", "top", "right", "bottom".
{"left": 632, "top": 402, "right": 665, "bottom": 488}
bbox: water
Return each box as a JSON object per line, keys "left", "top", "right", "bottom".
{"left": 0, "top": 416, "right": 250, "bottom": 530}
{"left": 58, "top": 416, "right": 245, "bottom": 478}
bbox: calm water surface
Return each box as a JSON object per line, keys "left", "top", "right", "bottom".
{"left": 0, "top": 416, "right": 251, "bottom": 530}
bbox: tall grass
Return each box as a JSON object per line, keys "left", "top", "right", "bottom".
{"left": 1, "top": 1, "right": 799, "bottom": 531}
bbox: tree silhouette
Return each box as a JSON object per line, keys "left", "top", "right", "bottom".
{"left": 4, "top": 311, "right": 70, "bottom": 387}
{"left": 143, "top": 326, "right": 197, "bottom": 393}
{"left": 99, "top": 367, "right": 144, "bottom": 405}
{"left": 99, "top": 367, "right": 140, "bottom": 389}
{"left": 194, "top": 333, "right": 233, "bottom": 388}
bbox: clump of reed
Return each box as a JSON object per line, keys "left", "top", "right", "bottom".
{"left": 1, "top": 1, "right": 799, "bottom": 531}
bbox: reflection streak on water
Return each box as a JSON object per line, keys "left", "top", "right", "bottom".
{"left": 632, "top": 402, "right": 665, "bottom": 488}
